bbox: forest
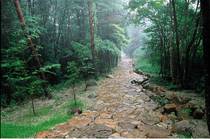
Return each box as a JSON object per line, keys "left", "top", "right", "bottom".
{"left": 1, "top": 0, "right": 210, "bottom": 138}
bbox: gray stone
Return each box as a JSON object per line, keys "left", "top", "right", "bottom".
{"left": 88, "top": 105, "right": 106, "bottom": 111}
{"left": 189, "top": 100, "right": 199, "bottom": 108}
{"left": 88, "top": 93, "right": 100, "bottom": 98}
{"left": 118, "top": 121, "right": 136, "bottom": 130}
{"left": 77, "top": 124, "right": 116, "bottom": 138}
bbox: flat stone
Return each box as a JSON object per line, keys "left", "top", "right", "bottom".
{"left": 67, "top": 130, "right": 83, "bottom": 138}
{"left": 77, "top": 123, "right": 116, "bottom": 138}
{"left": 164, "top": 104, "right": 176, "bottom": 113}
{"left": 96, "top": 100, "right": 104, "bottom": 105}
{"left": 88, "top": 105, "right": 106, "bottom": 111}
{"left": 35, "top": 130, "right": 68, "bottom": 138}
{"left": 106, "top": 125, "right": 123, "bottom": 132}
{"left": 95, "top": 90, "right": 107, "bottom": 95}
{"left": 142, "top": 118, "right": 158, "bottom": 125}
{"left": 99, "top": 113, "right": 112, "bottom": 119}
{"left": 120, "top": 129, "right": 145, "bottom": 138}
{"left": 53, "top": 123, "right": 75, "bottom": 131}
{"left": 103, "top": 96, "right": 113, "bottom": 102}
{"left": 138, "top": 125, "right": 171, "bottom": 138}
{"left": 95, "top": 118, "right": 118, "bottom": 125}
{"left": 68, "top": 119, "right": 91, "bottom": 128}
{"left": 118, "top": 121, "right": 136, "bottom": 130}
{"left": 79, "top": 111, "right": 98, "bottom": 121}
{"left": 109, "top": 132, "right": 121, "bottom": 138}
{"left": 106, "top": 74, "right": 114, "bottom": 79}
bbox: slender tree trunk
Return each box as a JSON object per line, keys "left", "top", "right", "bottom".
{"left": 180, "top": 0, "right": 188, "bottom": 66}
{"left": 88, "top": 2, "right": 98, "bottom": 77}
{"left": 200, "top": 0, "right": 210, "bottom": 135}
{"left": 169, "top": 0, "right": 175, "bottom": 84}
{"left": 172, "top": 0, "right": 182, "bottom": 86}
{"left": 14, "top": 0, "right": 52, "bottom": 98}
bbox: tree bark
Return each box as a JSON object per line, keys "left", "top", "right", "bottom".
{"left": 169, "top": 0, "right": 175, "bottom": 84}
{"left": 88, "top": 2, "right": 98, "bottom": 78}
{"left": 172, "top": 0, "right": 182, "bottom": 86}
{"left": 200, "top": 0, "right": 210, "bottom": 135}
{"left": 14, "top": 0, "right": 52, "bottom": 99}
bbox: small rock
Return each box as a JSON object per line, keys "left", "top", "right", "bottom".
{"left": 164, "top": 104, "right": 176, "bottom": 113}
{"left": 193, "top": 108, "right": 204, "bottom": 119}
{"left": 161, "top": 115, "right": 169, "bottom": 122}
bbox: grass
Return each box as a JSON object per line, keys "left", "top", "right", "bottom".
{"left": 1, "top": 114, "right": 73, "bottom": 138}
{"left": 0, "top": 78, "right": 101, "bottom": 138}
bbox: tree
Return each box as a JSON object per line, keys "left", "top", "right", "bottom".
{"left": 200, "top": 0, "right": 210, "bottom": 134}
{"left": 13, "top": 0, "right": 52, "bottom": 99}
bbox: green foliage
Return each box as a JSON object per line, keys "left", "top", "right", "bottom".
{"left": 167, "top": 82, "right": 178, "bottom": 90}
{"left": 178, "top": 106, "right": 192, "bottom": 116}
{"left": 150, "top": 94, "right": 166, "bottom": 107}
{"left": 150, "top": 76, "right": 169, "bottom": 86}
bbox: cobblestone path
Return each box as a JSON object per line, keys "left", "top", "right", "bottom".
{"left": 35, "top": 55, "right": 173, "bottom": 138}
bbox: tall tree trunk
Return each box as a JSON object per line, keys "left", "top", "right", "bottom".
{"left": 172, "top": 0, "right": 182, "bottom": 86}
{"left": 14, "top": 0, "right": 52, "bottom": 99}
{"left": 88, "top": 2, "right": 98, "bottom": 78}
{"left": 180, "top": 0, "right": 188, "bottom": 67}
{"left": 169, "top": 0, "right": 175, "bottom": 84}
{"left": 200, "top": 0, "right": 210, "bottom": 135}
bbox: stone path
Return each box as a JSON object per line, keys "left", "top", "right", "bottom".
{"left": 34, "top": 55, "right": 190, "bottom": 138}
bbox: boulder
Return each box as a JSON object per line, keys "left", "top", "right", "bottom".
{"left": 171, "top": 120, "right": 192, "bottom": 134}
{"left": 164, "top": 104, "right": 176, "bottom": 113}
{"left": 189, "top": 100, "right": 199, "bottom": 109}
{"left": 165, "top": 91, "right": 174, "bottom": 100}
{"left": 193, "top": 108, "right": 204, "bottom": 119}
